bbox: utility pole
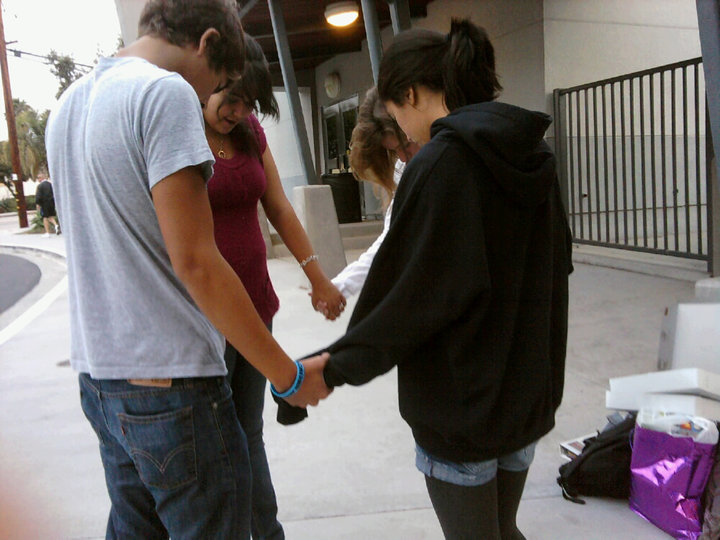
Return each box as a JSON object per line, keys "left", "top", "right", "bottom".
{"left": 0, "top": 0, "right": 27, "bottom": 228}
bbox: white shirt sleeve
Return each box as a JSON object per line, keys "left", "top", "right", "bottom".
{"left": 332, "top": 161, "right": 405, "bottom": 298}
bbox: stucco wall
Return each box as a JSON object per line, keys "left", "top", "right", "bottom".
{"left": 418, "top": 0, "right": 546, "bottom": 112}
{"left": 260, "top": 89, "right": 315, "bottom": 197}
{"left": 544, "top": 0, "right": 701, "bottom": 94}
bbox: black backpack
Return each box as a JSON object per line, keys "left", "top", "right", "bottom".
{"left": 557, "top": 413, "right": 637, "bottom": 504}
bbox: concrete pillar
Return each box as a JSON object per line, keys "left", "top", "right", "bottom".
{"left": 710, "top": 151, "right": 720, "bottom": 276}
{"left": 293, "top": 185, "right": 347, "bottom": 279}
{"left": 697, "top": 0, "right": 720, "bottom": 275}
{"left": 361, "top": 0, "right": 383, "bottom": 84}
{"left": 268, "top": 0, "right": 318, "bottom": 184}
{"left": 387, "top": 0, "right": 411, "bottom": 34}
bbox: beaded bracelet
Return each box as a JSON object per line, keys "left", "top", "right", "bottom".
{"left": 299, "top": 254, "right": 319, "bottom": 268}
{"left": 270, "top": 360, "right": 305, "bottom": 398}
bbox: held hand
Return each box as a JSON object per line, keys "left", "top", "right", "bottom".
{"left": 310, "top": 280, "right": 346, "bottom": 321}
{"left": 284, "top": 352, "right": 332, "bottom": 408}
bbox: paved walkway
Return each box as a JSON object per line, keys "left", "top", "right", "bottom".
{"left": 0, "top": 211, "right": 708, "bottom": 539}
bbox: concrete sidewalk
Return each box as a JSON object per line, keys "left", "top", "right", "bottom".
{"left": 0, "top": 214, "right": 707, "bottom": 539}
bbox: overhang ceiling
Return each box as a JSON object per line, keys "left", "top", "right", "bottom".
{"left": 238, "top": 0, "right": 432, "bottom": 73}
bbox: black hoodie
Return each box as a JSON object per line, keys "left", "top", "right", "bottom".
{"left": 283, "top": 101, "right": 573, "bottom": 462}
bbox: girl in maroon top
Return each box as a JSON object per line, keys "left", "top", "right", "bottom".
{"left": 203, "top": 37, "right": 345, "bottom": 539}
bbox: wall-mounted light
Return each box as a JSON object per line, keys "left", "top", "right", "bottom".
{"left": 324, "top": 72, "right": 341, "bottom": 98}
{"left": 325, "top": 1, "right": 359, "bottom": 27}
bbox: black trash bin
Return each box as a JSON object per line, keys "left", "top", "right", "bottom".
{"left": 321, "top": 172, "right": 362, "bottom": 223}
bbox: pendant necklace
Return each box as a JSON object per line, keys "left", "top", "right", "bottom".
{"left": 215, "top": 135, "right": 226, "bottom": 159}
{"left": 208, "top": 128, "right": 226, "bottom": 159}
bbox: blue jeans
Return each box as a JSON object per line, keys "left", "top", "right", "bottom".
{"left": 79, "top": 373, "right": 252, "bottom": 539}
{"left": 415, "top": 442, "right": 537, "bottom": 487}
{"left": 225, "top": 329, "right": 284, "bottom": 540}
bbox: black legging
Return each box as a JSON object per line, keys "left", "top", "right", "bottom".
{"left": 424, "top": 468, "right": 529, "bottom": 540}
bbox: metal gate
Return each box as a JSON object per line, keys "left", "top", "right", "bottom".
{"left": 553, "top": 58, "right": 714, "bottom": 269}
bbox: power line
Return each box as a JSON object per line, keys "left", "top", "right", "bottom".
{"left": 5, "top": 47, "right": 93, "bottom": 70}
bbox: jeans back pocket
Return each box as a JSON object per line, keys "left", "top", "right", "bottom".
{"left": 118, "top": 405, "right": 197, "bottom": 490}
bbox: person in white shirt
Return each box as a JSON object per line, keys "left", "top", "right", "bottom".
{"left": 326, "top": 87, "right": 420, "bottom": 301}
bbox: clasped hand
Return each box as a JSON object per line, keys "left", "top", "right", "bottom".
{"left": 310, "top": 281, "right": 346, "bottom": 321}
{"left": 283, "top": 352, "right": 333, "bottom": 408}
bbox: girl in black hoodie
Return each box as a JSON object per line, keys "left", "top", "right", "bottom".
{"left": 281, "top": 18, "right": 573, "bottom": 539}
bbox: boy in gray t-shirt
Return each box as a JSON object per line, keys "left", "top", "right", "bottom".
{"left": 45, "top": 1, "right": 331, "bottom": 536}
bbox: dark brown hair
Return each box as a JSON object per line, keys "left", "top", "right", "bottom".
{"left": 222, "top": 35, "right": 280, "bottom": 160}
{"left": 138, "top": 0, "right": 245, "bottom": 79}
{"left": 377, "top": 18, "right": 502, "bottom": 111}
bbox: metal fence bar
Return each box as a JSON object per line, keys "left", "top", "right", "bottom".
{"left": 568, "top": 93, "right": 577, "bottom": 229}
{"left": 576, "top": 91, "right": 583, "bottom": 238}
{"left": 639, "top": 75, "right": 648, "bottom": 247}
{"left": 661, "top": 71, "right": 669, "bottom": 251}
{"left": 584, "top": 88, "right": 592, "bottom": 240}
{"left": 602, "top": 84, "right": 610, "bottom": 242}
{"left": 650, "top": 73, "right": 658, "bottom": 249}
{"left": 629, "top": 77, "right": 638, "bottom": 246}
{"left": 671, "top": 68, "right": 679, "bottom": 252}
{"left": 593, "top": 86, "right": 601, "bottom": 240}
{"left": 683, "top": 66, "right": 691, "bottom": 253}
{"left": 620, "top": 81, "right": 628, "bottom": 245}
{"left": 695, "top": 64, "right": 703, "bottom": 255}
{"left": 611, "top": 82, "right": 619, "bottom": 243}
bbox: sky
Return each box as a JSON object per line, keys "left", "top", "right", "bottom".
{"left": 0, "top": 0, "right": 121, "bottom": 140}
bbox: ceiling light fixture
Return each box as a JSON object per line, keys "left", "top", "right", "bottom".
{"left": 325, "top": 1, "right": 359, "bottom": 27}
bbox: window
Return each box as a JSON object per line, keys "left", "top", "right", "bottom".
{"left": 322, "top": 94, "right": 358, "bottom": 173}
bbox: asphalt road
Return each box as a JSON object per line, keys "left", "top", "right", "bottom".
{"left": 0, "top": 253, "right": 41, "bottom": 312}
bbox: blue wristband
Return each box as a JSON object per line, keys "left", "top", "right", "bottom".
{"left": 270, "top": 360, "right": 305, "bottom": 398}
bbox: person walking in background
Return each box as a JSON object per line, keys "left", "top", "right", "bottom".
{"left": 327, "top": 87, "right": 419, "bottom": 303}
{"left": 202, "top": 35, "right": 344, "bottom": 539}
{"left": 46, "top": 1, "right": 331, "bottom": 538}
{"left": 286, "top": 18, "right": 574, "bottom": 539}
{"left": 34, "top": 175, "right": 59, "bottom": 236}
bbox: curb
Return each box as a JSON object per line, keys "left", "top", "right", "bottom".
{"left": 571, "top": 244, "right": 709, "bottom": 283}
{"left": 0, "top": 243, "right": 67, "bottom": 264}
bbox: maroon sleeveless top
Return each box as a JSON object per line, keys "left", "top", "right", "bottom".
{"left": 207, "top": 114, "right": 279, "bottom": 324}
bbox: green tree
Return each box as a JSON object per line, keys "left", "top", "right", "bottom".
{"left": 46, "top": 50, "right": 84, "bottom": 99}
{"left": 1, "top": 101, "right": 50, "bottom": 180}
{"left": 12, "top": 98, "right": 31, "bottom": 117}
{"left": 0, "top": 143, "right": 14, "bottom": 195}
{"left": 15, "top": 107, "right": 49, "bottom": 179}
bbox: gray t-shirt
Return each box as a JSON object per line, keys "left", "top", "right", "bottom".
{"left": 46, "top": 56, "right": 225, "bottom": 379}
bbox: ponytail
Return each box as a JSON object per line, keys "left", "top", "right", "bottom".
{"left": 378, "top": 18, "right": 501, "bottom": 111}
{"left": 443, "top": 19, "right": 502, "bottom": 111}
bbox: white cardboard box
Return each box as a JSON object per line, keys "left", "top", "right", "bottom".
{"left": 606, "top": 391, "right": 720, "bottom": 421}
{"left": 609, "top": 368, "right": 720, "bottom": 401}
{"left": 657, "top": 302, "right": 720, "bottom": 372}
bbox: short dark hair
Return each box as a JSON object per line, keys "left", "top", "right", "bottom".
{"left": 377, "top": 18, "right": 502, "bottom": 112}
{"left": 138, "top": 0, "right": 245, "bottom": 79}
{"left": 223, "top": 35, "right": 279, "bottom": 120}
{"left": 220, "top": 34, "right": 279, "bottom": 160}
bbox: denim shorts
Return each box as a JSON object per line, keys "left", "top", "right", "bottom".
{"left": 415, "top": 442, "right": 537, "bottom": 487}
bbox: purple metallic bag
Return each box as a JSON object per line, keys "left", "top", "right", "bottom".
{"left": 630, "top": 425, "right": 717, "bottom": 540}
